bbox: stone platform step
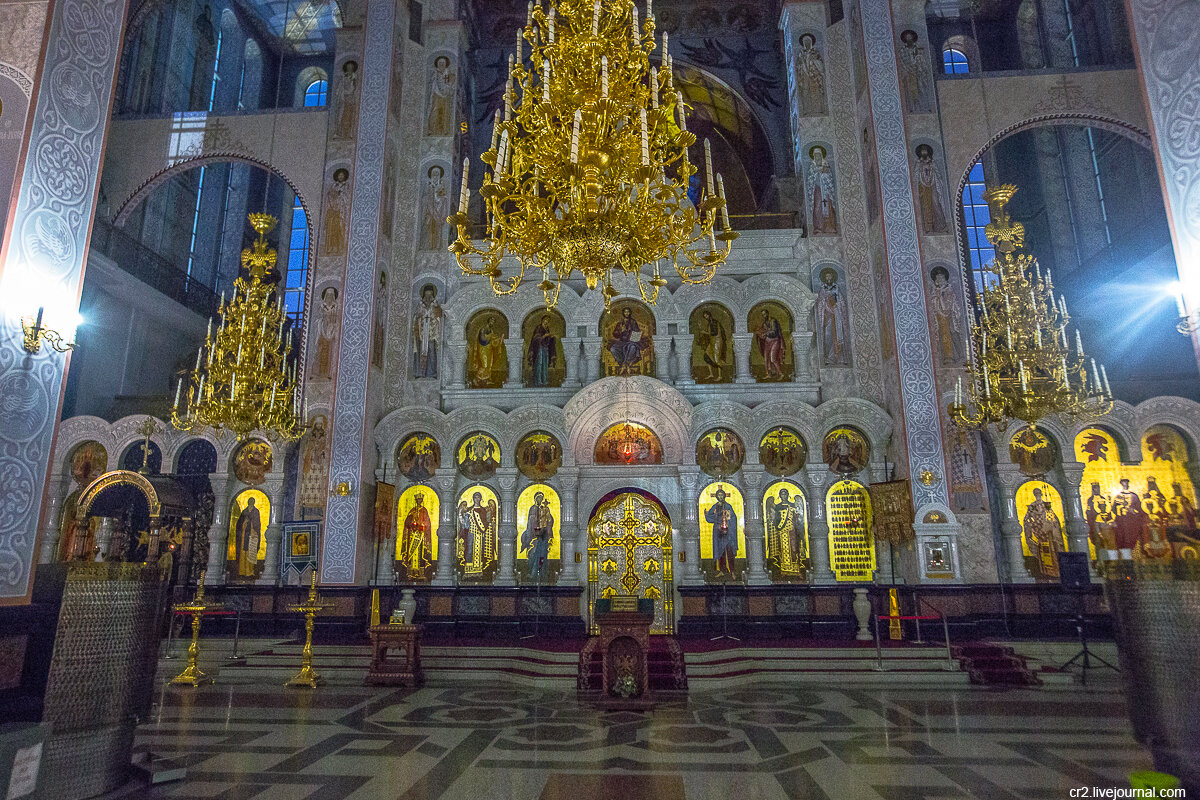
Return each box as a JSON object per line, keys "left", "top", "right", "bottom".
{"left": 156, "top": 637, "right": 970, "bottom": 688}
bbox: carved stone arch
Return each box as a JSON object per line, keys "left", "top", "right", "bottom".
{"left": 672, "top": 278, "right": 742, "bottom": 333}
{"left": 503, "top": 405, "right": 572, "bottom": 467}
{"left": 564, "top": 376, "right": 692, "bottom": 466}
{"left": 163, "top": 432, "right": 222, "bottom": 473}
{"left": 914, "top": 501, "right": 959, "bottom": 525}
{"left": 816, "top": 397, "right": 893, "bottom": 458}
{"left": 0, "top": 62, "right": 34, "bottom": 97}
{"left": 444, "top": 406, "right": 512, "bottom": 460}
{"left": 1134, "top": 396, "right": 1200, "bottom": 460}
{"left": 690, "top": 401, "right": 754, "bottom": 446}
{"left": 1065, "top": 402, "right": 1138, "bottom": 463}
{"left": 373, "top": 405, "right": 449, "bottom": 472}
{"left": 740, "top": 273, "right": 817, "bottom": 331}
{"left": 748, "top": 400, "right": 821, "bottom": 455}
{"left": 52, "top": 416, "right": 115, "bottom": 476}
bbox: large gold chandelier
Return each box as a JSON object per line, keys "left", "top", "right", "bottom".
{"left": 172, "top": 214, "right": 306, "bottom": 441}
{"left": 950, "top": 185, "right": 1112, "bottom": 431}
{"left": 448, "top": 0, "right": 736, "bottom": 307}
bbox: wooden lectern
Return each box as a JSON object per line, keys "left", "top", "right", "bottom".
{"left": 365, "top": 624, "right": 423, "bottom": 686}
{"left": 583, "top": 596, "right": 655, "bottom": 710}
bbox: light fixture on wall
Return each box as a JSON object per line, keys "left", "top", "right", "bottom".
{"left": 1170, "top": 282, "right": 1200, "bottom": 334}
{"left": 949, "top": 184, "right": 1112, "bottom": 431}
{"left": 448, "top": 0, "right": 736, "bottom": 309}
{"left": 21, "top": 306, "right": 78, "bottom": 354}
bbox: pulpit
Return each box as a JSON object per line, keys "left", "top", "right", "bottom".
{"left": 366, "top": 624, "right": 423, "bottom": 686}
{"left": 579, "top": 596, "right": 655, "bottom": 710}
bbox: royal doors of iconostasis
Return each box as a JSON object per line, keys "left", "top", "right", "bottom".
{"left": 587, "top": 490, "right": 674, "bottom": 634}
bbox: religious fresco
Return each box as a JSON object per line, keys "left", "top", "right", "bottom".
{"left": 1074, "top": 426, "right": 1199, "bottom": 560}
{"left": 70, "top": 441, "right": 107, "bottom": 486}
{"left": 594, "top": 422, "right": 663, "bottom": 466}
{"left": 398, "top": 433, "right": 441, "bottom": 483}
{"left": 396, "top": 485, "right": 439, "bottom": 582}
{"left": 233, "top": 440, "right": 272, "bottom": 485}
{"left": 333, "top": 60, "right": 359, "bottom": 139}
{"left": 1009, "top": 426, "right": 1059, "bottom": 476}
{"left": 898, "top": 30, "right": 935, "bottom": 114}
{"left": 689, "top": 303, "right": 734, "bottom": 383}
{"left": 374, "top": 481, "right": 395, "bottom": 552}
{"left": 699, "top": 482, "right": 746, "bottom": 581}
{"left": 914, "top": 145, "right": 950, "bottom": 235}
{"left": 426, "top": 53, "right": 456, "bottom": 136}
{"left": 517, "top": 484, "right": 560, "bottom": 583}
{"left": 516, "top": 431, "right": 562, "bottom": 480}
{"left": 298, "top": 418, "right": 329, "bottom": 517}
{"left": 457, "top": 432, "right": 500, "bottom": 479}
{"left": 814, "top": 266, "right": 851, "bottom": 366}
{"left": 949, "top": 428, "right": 986, "bottom": 512}
{"left": 419, "top": 163, "right": 450, "bottom": 252}
{"left": 928, "top": 265, "right": 965, "bottom": 364}
{"left": 696, "top": 428, "right": 745, "bottom": 477}
{"left": 760, "top": 427, "right": 806, "bottom": 477}
{"left": 587, "top": 491, "right": 674, "bottom": 634}
{"left": 320, "top": 169, "right": 349, "bottom": 256}
{"left": 1016, "top": 480, "right": 1067, "bottom": 581}
{"left": 411, "top": 283, "right": 443, "bottom": 379}
{"left": 822, "top": 427, "right": 869, "bottom": 475}
{"left": 793, "top": 32, "right": 827, "bottom": 116}
{"left": 465, "top": 309, "right": 509, "bottom": 389}
{"left": 804, "top": 144, "right": 839, "bottom": 234}
{"left": 228, "top": 489, "right": 269, "bottom": 580}
{"left": 312, "top": 286, "right": 340, "bottom": 380}
{"left": 764, "top": 480, "right": 808, "bottom": 580}
{"left": 826, "top": 480, "right": 875, "bottom": 581}
{"left": 601, "top": 300, "right": 655, "bottom": 377}
{"left": 522, "top": 310, "right": 565, "bottom": 388}
{"left": 748, "top": 301, "right": 793, "bottom": 382}
{"left": 371, "top": 271, "right": 389, "bottom": 369}
{"left": 456, "top": 485, "right": 500, "bottom": 581}
{"left": 59, "top": 441, "right": 108, "bottom": 560}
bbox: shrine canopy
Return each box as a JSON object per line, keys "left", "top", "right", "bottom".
{"left": 78, "top": 470, "right": 197, "bottom": 526}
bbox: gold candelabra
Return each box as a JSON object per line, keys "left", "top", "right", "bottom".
{"left": 285, "top": 571, "right": 332, "bottom": 688}
{"left": 448, "top": 0, "right": 737, "bottom": 308}
{"left": 950, "top": 184, "right": 1112, "bottom": 431}
{"left": 170, "top": 571, "right": 223, "bottom": 687}
{"left": 172, "top": 214, "right": 307, "bottom": 441}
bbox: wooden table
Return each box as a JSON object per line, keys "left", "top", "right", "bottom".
{"left": 365, "top": 624, "right": 423, "bottom": 686}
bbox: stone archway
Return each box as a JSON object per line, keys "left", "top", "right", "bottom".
{"left": 586, "top": 489, "right": 674, "bottom": 635}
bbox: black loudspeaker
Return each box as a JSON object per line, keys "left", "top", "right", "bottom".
{"left": 1058, "top": 551, "right": 1091, "bottom": 591}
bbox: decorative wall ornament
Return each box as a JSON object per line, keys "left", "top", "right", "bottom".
{"left": 457, "top": 432, "right": 500, "bottom": 479}
{"left": 397, "top": 433, "right": 441, "bottom": 482}
{"left": 822, "top": 427, "right": 869, "bottom": 475}
{"left": 696, "top": 428, "right": 744, "bottom": 478}
{"left": 760, "top": 427, "right": 806, "bottom": 477}
{"left": 233, "top": 440, "right": 273, "bottom": 486}
{"left": 516, "top": 431, "right": 562, "bottom": 480}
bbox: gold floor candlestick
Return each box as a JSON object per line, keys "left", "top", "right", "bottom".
{"left": 170, "top": 571, "right": 223, "bottom": 687}
{"left": 286, "top": 571, "right": 333, "bottom": 688}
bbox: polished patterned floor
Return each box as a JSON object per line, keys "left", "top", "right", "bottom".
{"left": 131, "top": 675, "right": 1150, "bottom": 799}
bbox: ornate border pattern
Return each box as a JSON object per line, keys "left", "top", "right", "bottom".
{"left": 0, "top": 0, "right": 128, "bottom": 601}
{"left": 0, "top": 62, "right": 34, "bottom": 97}
{"left": 321, "top": 0, "right": 395, "bottom": 583}
{"left": 860, "top": 0, "right": 948, "bottom": 509}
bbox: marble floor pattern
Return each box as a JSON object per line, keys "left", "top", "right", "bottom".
{"left": 128, "top": 677, "right": 1151, "bottom": 800}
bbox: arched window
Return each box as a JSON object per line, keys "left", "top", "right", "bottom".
{"left": 284, "top": 198, "right": 309, "bottom": 328}
{"left": 942, "top": 47, "right": 969, "bottom": 74}
{"left": 304, "top": 78, "right": 328, "bottom": 107}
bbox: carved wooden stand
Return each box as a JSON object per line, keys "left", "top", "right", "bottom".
{"left": 580, "top": 609, "right": 655, "bottom": 710}
{"left": 366, "top": 624, "right": 424, "bottom": 686}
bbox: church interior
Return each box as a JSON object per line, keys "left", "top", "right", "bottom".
{"left": 1, "top": 0, "right": 1199, "bottom": 796}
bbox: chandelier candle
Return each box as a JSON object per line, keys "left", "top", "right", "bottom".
{"left": 448, "top": 0, "right": 737, "bottom": 308}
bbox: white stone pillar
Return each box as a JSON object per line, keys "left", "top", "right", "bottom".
{"left": 94, "top": 517, "right": 118, "bottom": 561}
{"left": 205, "top": 475, "right": 233, "bottom": 585}
{"left": 496, "top": 470, "right": 518, "bottom": 585}
{"left": 792, "top": 331, "right": 814, "bottom": 382}
{"left": 562, "top": 337, "right": 582, "bottom": 386}
{"left": 996, "top": 467, "right": 1033, "bottom": 583}
{"left": 433, "top": 470, "right": 458, "bottom": 585}
{"left": 742, "top": 468, "right": 769, "bottom": 585}
{"left": 678, "top": 468, "right": 702, "bottom": 582}
{"left": 449, "top": 342, "right": 467, "bottom": 390}
{"left": 582, "top": 338, "right": 603, "bottom": 383}
{"left": 38, "top": 475, "right": 71, "bottom": 563}
{"left": 733, "top": 333, "right": 755, "bottom": 384}
{"left": 558, "top": 471, "right": 581, "bottom": 584}
{"left": 674, "top": 335, "right": 695, "bottom": 386}
{"left": 505, "top": 338, "right": 523, "bottom": 387}
{"left": 654, "top": 341, "right": 671, "bottom": 381}
{"left": 1060, "top": 464, "right": 1092, "bottom": 561}
{"left": 805, "top": 468, "right": 835, "bottom": 584}
{"left": 258, "top": 478, "right": 285, "bottom": 585}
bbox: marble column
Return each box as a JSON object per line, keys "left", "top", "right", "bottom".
{"left": 94, "top": 518, "right": 118, "bottom": 561}
{"left": 654, "top": 341, "right": 671, "bottom": 382}
{"left": 433, "top": 470, "right": 457, "bottom": 586}
{"left": 1060, "top": 464, "right": 1092, "bottom": 561}
{"left": 582, "top": 338, "right": 603, "bottom": 383}
{"left": 505, "top": 338, "right": 524, "bottom": 387}
{"left": 733, "top": 334, "right": 755, "bottom": 384}
{"left": 742, "top": 467, "right": 769, "bottom": 585}
{"left": 562, "top": 337, "right": 582, "bottom": 386}
{"left": 805, "top": 468, "right": 835, "bottom": 584}
{"left": 448, "top": 343, "right": 467, "bottom": 390}
{"left": 205, "top": 476, "right": 233, "bottom": 585}
{"left": 375, "top": 474, "right": 395, "bottom": 584}
{"left": 996, "top": 467, "right": 1033, "bottom": 583}
{"left": 321, "top": 0, "right": 399, "bottom": 585}
{"left": 674, "top": 335, "right": 695, "bottom": 386}
{"left": 496, "top": 469, "right": 518, "bottom": 586}
{"left": 677, "top": 467, "right": 702, "bottom": 582}
{"left": 0, "top": 0, "right": 130, "bottom": 602}
{"left": 258, "top": 478, "right": 285, "bottom": 585}
{"left": 792, "top": 332, "right": 814, "bottom": 383}
{"left": 558, "top": 470, "right": 581, "bottom": 584}
{"left": 38, "top": 476, "right": 71, "bottom": 564}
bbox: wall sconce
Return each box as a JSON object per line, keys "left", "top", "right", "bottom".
{"left": 333, "top": 481, "right": 352, "bottom": 497}
{"left": 22, "top": 307, "right": 76, "bottom": 354}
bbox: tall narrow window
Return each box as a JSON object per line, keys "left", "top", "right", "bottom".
{"left": 943, "top": 48, "right": 995, "bottom": 292}
{"left": 304, "top": 79, "right": 328, "bottom": 107}
{"left": 284, "top": 198, "right": 310, "bottom": 329}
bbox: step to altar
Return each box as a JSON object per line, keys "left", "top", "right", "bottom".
{"left": 157, "top": 637, "right": 971, "bottom": 688}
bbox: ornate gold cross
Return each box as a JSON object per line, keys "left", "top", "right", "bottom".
{"left": 594, "top": 495, "right": 663, "bottom": 595}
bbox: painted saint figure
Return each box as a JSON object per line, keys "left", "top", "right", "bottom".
{"left": 794, "top": 33, "right": 827, "bottom": 116}
{"left": 469, "top": 315, "right": 506, "bottom": 388}
{"left": 235, "top": 497, "right": 262, "bottom": 578}
{"left": 426, "top": 55, "right": 455, "bottom": 136}
{"left": 335, "top": 60, "right": 359, "bottom": 138}
{"left": 765, "top": 487, "right": 807, "bottom": 575}
{"left": 527, "top": 314, "right": 558, "bottom": 387}
{"left": 898, "top": 30, "right": 934, "bottom": 113}
{"left": 457, "top": 491, "right": 498, "bottom": 576}
{"left": 705, "top": 487, "right": 739, "bottom": 576}
{"left": 521, "top": 491, "right": 555, "bottom": 582}
{"left": 754, "top": 308, "right": 786, "bottom": 380}
{"left": 928, "top": 266, "right": 964, "bottom": 363}
{"left": 401, "top": 493, "right": 434, "bottom": 575}
{"left": 816, "top": 268, "right": 849, "bottom": 365}
{"left": 1085, "top": 482, "right": 1115, "bottom": 550}
{"left": 421, "top": 165, "right": 449, "bottom": 250}
{"left": 1113, "top": 478, "right": 1148, "bottom": 553}
{"left": 607, "top": 307, "right": 649, "bottom": 375}
{"left": 1023, "top": 487, "right": 1063, "bottom": 580}
{"left": 412, "top": 285, "right": 442, "bottom": 378}
{"left": 695, "top": 309, "right": 728, "bottom": 382}
{"left": 805, "top": 145, "right": 838, "bottom": 234}
{"left": 313, "top": 287, "right": 340, "bottom": 379}
{"left": 914, "top": 144, "right": 950, "bottom": 233}
{"left": 321, "top": 169, "right": 349, "bottom": 255}
{"left": 372, "top": 272, "right": 388, "bottom": 368}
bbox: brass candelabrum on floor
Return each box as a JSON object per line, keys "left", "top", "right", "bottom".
{"left": 170, "top": 571, "right": 223, "bottom": 687}
{"left": 286, "top": 571, "right": 333, "bottom": 688}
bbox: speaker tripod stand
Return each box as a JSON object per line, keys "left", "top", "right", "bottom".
{"left": 1060, "top": 594, "right": 1117, "bottom": 686}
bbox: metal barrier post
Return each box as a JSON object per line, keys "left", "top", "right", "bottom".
{"left": 943, "top": 615, "right": 954, "bottom": 670}
{"left": 227, "top": 610, "right": 245, "bottom": 663}
{"left": 163, "top": 611, "right": 180, "bottom": 659}
{"left": 874, "top": 615, "right": 884, "bottom": 671}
